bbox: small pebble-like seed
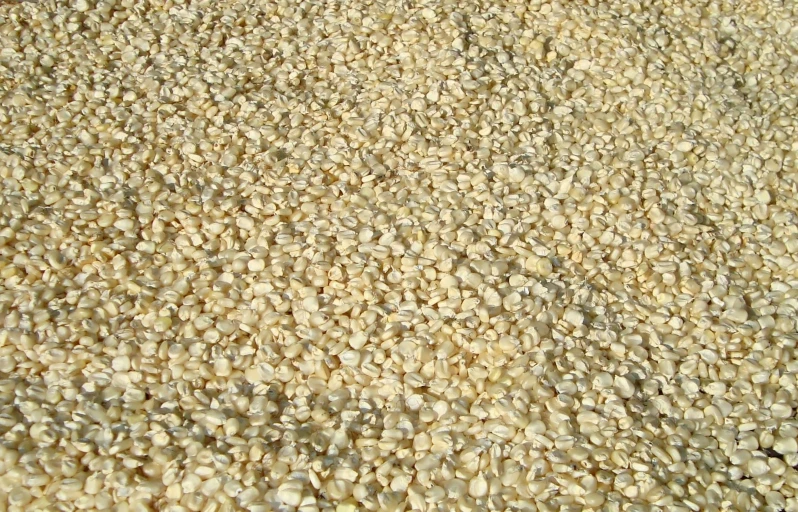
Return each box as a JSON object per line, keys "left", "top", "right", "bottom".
{"left": 248, "top": 259, "right": 266, "bottom": 272}
{"left": 614, "top": 376, "right": 635, "bottom": 399}
{"left": 339, "top": 350, "right": 361, "bottom": 367}
{"left": 774, "top": 437, "right": 798, "bottom": 455}
{"left": 537, "top": 258, "right": 553, "bottom": 277}
{"left": 349, "top": 332, "right": 368, "bottom": 350}
{"left": 277, "top": 484, "right": 303, "bottom": 507}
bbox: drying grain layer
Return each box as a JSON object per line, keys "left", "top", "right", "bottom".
{"left": 1, "top": 0, "right": 798, "bottom": 510}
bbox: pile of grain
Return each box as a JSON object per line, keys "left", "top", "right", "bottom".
{"left": 1, "top": 0, "right": 798, "bottom": 511}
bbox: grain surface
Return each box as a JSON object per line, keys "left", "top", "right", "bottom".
{"left": 1, "top": 0, "right": 798, "bottom": 511}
